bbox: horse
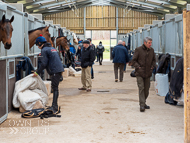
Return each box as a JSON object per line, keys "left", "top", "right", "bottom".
{"left": 51, "top": 36, "right": 69, "bottom": 51}
{"left": 51, "top": 36, "right": 70, "bottom": 66}
{"left": 28, "top": 26, "right": 53, "bottom": 48}
{"left": 0, "top": 15, "right": 14, "bottom": 49}
{"left": 72, "top": 33, "right": 78, "bottom": 45}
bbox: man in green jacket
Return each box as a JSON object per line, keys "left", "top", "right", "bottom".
{"left": 132, "top": 37, "right": 156, "bottom": 112}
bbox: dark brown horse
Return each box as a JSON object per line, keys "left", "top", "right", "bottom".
{"left": 51, "top": 36, "right": 69, "bottom": 51}
{"left": 0, "top": 15, "right": 14, "bottom": 49}
{"left": 28, "top": 26, "right": 53, "bottom": 48}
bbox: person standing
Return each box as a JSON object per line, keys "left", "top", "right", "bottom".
{"left": 69, "top": 43, "right": 76, "bottom": 55}
{"left": 131, "top": 37, "right": 156, "bottom": 112}
{"left": 87, "top": 38, "right": 96, "bottom": 79}
{"left": 95, "top": 45, "right": 99, "bottom": 62}
{"left": 66, "top": 43, "right": 76, "bottom": 69}
{"left": 33, "top": 35, "right": 64, "bottom": 114}
{"left": 76, "top": 43, "right": 82, "bottom": 61}
{"left": 112, "top": 40, "right": 129, "bottom": 82}
{"left": 78, "top": 40, "right": 95, "bottom": 92}
{"left": 122, "top": 41, "right": 129, "bottom": 72}
{"left": 97, "top": 41, "right": 105, "bottom": 65}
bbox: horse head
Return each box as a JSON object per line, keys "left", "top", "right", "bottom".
{"left": 41, "top": 26, "right": 53, "bottom": 47}
{"left": 72, "top": 33, "right": 78, "bottom": 45}
{"left": 0, "top": 15, "right": 14, "bottom": 49}
{"left": 28, "top": 26, "right": 53, "bottom": 48}
{"left": 73, "top": 39, "right": 78, "bottom": 45}
{"left": 56, "top": 36, "right": 69, "bottom": 51}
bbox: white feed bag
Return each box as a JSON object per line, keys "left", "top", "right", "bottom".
{"left": 155, "top": 73, "right": 169, "bottom": 96}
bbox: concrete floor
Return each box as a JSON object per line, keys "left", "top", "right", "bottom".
{"left": 0, "top": 61, "right": 184, "bottom": 143}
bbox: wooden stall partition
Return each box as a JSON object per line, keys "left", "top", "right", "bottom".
{"left": 183, "top": 9, "right": 190, "bottom": 143}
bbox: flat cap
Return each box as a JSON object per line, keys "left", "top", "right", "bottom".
{"left": 82, "top": 40, "right": 90, "bottom": 44}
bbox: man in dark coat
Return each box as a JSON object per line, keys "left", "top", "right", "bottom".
{"left": 33, "top": 35, "right": 64, "bottom": 114}
{"left": 112, "top": 40, "right": 129, "bottom": 82}
{"left": 131, "top": 37, "right": 156, "bottom": 112}
{"left": 97, "top": 41, "right": 105, "bottom": 65}
{"left": 87, "top": 38, "right": 96, "bottom": 79}
{"left": 78, "top": 40, "right": 95, "bottom": 92}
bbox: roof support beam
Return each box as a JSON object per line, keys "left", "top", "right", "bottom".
{"left": 24, "top": 0, "right": 58, "bottom": 7}
{"left": 6, "top": 0, "right": 22, "bottom": 3}
{"left": 27, "top": 0, "right": 72, "bottom": 13}
{"left": 131, "top": 0, "right": 175, "bottom": 11}
{"left": 42, "top": 3, "right": 93, "bottom": 16}
{"left": 145, "top": 0, "right": 186, "bottom": 7}
{"left": 17, "top": 0, "right": 167, "bottom": 17}
{"left": 109, "top": 2, "right": 164, "bottom": 17}
{"left": 169, "top": 1, "right": 187, "bottom": 8}
{"left": 25, "top": 0, "right": 168, "bottom": 15}
{"left": 29, "top": 0, "right": 97, "bottom": 13}
{"left": 42, "top": 2, "right": 164, "bottom": 17}
{"left": 109, "top": 0, "right": 168, "bottom": 14}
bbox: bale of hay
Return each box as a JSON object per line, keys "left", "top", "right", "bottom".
{"left": 69, "top": 66, "right": 76, "bottom": 76}
{"left": 62, "top": 68, "right": 69, "bottom": 78}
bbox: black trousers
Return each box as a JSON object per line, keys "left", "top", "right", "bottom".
{"left": 51, "top": 72, "right": 62, "bottom": 91}
{"left": 98, "top": 53, "right": 103, "bottom": 65}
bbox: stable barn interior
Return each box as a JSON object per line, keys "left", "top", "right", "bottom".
{"left": 0, "top": 0, "right": 189, "bottom": 142}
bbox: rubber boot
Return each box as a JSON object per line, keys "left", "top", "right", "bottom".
{"left": 48, "top": 90, "right": 60, "bottom": 114}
